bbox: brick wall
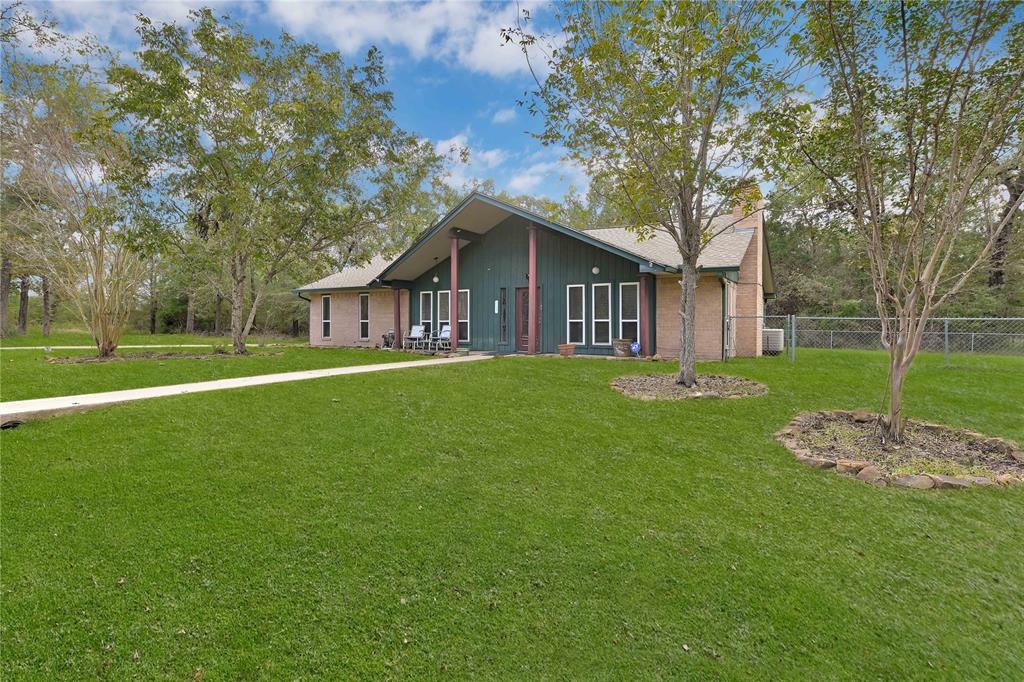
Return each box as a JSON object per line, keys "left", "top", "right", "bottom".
{"left": 655, "top": 274, "right": 727, "bottom": 360}
{"left": 731, "top": 202, "right": 764, "bottom": 357}
{"left": 309, "top": 290, "right": 409, "bottom": 348}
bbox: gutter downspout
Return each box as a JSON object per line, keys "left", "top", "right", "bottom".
{"left": 720, "top": 277, "right": 728, "bottom": 362}
{"left": 296, "top": 292, "right": 311, "bottom": 302}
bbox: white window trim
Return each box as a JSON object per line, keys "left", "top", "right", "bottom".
{"left": 619, "top": 282, "right": 639, "bottom": 340}
{"left": 457, "top": 289, "right": 470, "bottom": 342}
{"left": 566, "top": 284, "right": 585, "bottom": 345}
{"left": 321, "top": 294, "right": 331, "bottom": 339}
{"left": 591, "top": 283, "right": 612, "bottom": 346}
{"left": 437, "top": 289, "right": 451, "bottom": 330}
{"left": 358, "top": 292, "right": 370, "bottom": 340}
{"left": 419, "top": 291, "right": 433, "bottom": 331}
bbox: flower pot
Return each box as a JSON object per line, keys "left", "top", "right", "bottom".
{"left": 557, "top": 343, "right": 576, "bottom": 357}
{"left": 612, "top": 338, "right": 632, "bottom": 357}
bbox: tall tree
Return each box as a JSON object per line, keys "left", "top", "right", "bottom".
{"left": 781, "top": 0, "right": 1024, "bottom": 440}
{"left": 2, "top": 28, "right": 145, "bottom": 356}
{"left": 505, "top": 0, "right": 797, "bottom": 385}
{"left": 111, "top": 9, "right": 445, "bottom": 353}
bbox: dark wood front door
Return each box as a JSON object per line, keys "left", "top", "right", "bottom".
{"left": 516, "top": 287, "right": 541, "bottom": 352}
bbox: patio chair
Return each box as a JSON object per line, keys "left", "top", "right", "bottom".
{"left": 433, "top": 324, "right": 452, "bottom": 352}
{"left": 381, "top": 329, "right": 396, "bottom": 350}
{"left": 404, "top": 324, "right": 426, "bottom": 350}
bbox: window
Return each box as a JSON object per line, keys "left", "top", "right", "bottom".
{"left": 437, "top": 290, "right": 451, "bottom": 333}
{"left": 457, "top": 289, "right": 470, "bottom": 342}
{"left": 419, "top": 291, "right": 433, "bottom": 334}
{"left": 619, "top": 282, "right": 639, "bottom": 342}
{"left": 592, "top": 283, "right": 611, "bottom": 345}
{"left": 566, "top": 284, "right": 585, "bottom": 344}
{"left": 499, "top": 288, "right": 508, "bottom": 344}
{"left": 358, "top": 293, "right": 369, "bottom": 340}
{"left": 321, "top": 295, "right": 331, "bottom": 338}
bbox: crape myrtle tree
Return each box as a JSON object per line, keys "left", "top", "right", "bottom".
{"left": 503, "top": 1, "right": 798, "bottom": 386}
{"left": 2, "top": 31, "right": 146, "bottom": 356}
{"left": 778, "top": 0, "right": 1024, "bottom": 441}
{"left": 111, "top": 9, "right": 446, "bottom": 354}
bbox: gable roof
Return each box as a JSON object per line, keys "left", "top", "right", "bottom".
{"left": 296, "top": 192, "right": 773, "bottom": 294}
{"left": 296, "top": 254, "right": 394, "bottom": 292}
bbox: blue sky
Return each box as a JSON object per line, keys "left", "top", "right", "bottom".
{"left": 24, "top": 0, "right": 586, "bottom": 199}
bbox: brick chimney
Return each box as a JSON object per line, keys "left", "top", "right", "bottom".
{"left": 732, "top": 182, "right": 764, "bottom": 232}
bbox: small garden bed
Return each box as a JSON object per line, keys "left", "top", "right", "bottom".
{"left": 776, "top": 410, "right": 1024, "bottom": 488}
{"left": 611, "top": 373, "right": 768, "bottom": 400}
{"left": 47, "top": 351, "right": 283, "bottom": 364}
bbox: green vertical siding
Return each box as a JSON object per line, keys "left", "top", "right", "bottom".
{"left": 409, "top": 216, "right": 646, "bottom": 355}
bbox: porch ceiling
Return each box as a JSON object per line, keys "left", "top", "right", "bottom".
{"left": 383, "top": 197, "right": 515, "bottom": 281}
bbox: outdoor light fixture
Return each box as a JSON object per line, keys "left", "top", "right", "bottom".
{"left": 432, "top": 274, "right": 439, "bottom": 283}
{"left": 592, "top": 266, "right": 600, "bottom": 275}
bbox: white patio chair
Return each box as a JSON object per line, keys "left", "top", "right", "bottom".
{"left": 433, "top": 325, "right": 452, "bottom": 352}
{"left": 404, "top": 324, "right": 426, "bottom": 350}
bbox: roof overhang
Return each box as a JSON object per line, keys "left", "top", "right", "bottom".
{"left": 379, "top": 192, "right": 673, "bottom": 282}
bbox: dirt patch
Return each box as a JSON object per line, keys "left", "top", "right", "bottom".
{"left": 611, "top": 373, "right": 768, "bottom": 400}
{"left": 776, "top": 410, "right": 1024, "bottom": 488}
{"left": 47, "top": 351, "right": 283, "bottom": 364}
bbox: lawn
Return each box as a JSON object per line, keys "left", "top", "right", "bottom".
{"left": 2, "top": 349, "right": 1022, "bottom": 679}
{"left": 0, "top": 326, "right": 302, "bottom": 348}
{"left": 0, "top": 346, "right": 420, "bottom": 402}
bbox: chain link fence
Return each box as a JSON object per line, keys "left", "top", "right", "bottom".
{"left": 725, "top": 315, "right": 1024, "bottom": 366}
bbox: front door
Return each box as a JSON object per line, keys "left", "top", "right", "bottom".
{"left": 516, "top": 287, "right": 541, "bottom": 352}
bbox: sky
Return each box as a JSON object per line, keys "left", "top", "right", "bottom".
{"left": 19, "top": 0, "right": 587, "bottom": 200}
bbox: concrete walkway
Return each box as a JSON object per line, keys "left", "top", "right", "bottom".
{"left": 0, "top": 354, "right": 490, "bottom": 424}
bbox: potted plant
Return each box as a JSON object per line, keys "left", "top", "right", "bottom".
{"left": 558, "top": 343, "right": 576, "bottom": 357}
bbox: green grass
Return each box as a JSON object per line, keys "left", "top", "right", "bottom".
{"left": 0, "top": 346, "right": 419, "bottom": 402}
{"left": 0, "top": 325, "right": 302, "bottom": 348}
{"left": 2, "top": 349, "right": 1022, "bottom": 679}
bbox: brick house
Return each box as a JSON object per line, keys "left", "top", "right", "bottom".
{"left": 297, "top": 192, "right": 774, "bottom": 359}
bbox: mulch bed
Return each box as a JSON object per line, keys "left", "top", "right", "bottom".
{"left": 47, "top": 351, "right": 283, "bottom": 364}
{"left": 611, "top": 373, "right": 768, "bottom": 400}
{"left": 776, "top": 410, "right": 1024, "bottom": 489}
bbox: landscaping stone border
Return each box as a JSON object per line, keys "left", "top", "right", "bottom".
{"left": 611, "top": 373, "right": 768, "bottom": 400}
{"left": 775, "top": 410, "right": 1024, "bottom": 489}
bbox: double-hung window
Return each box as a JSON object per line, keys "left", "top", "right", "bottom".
{"left": 619, "top": 282, "right": 639, "bottom": 342}
{"left": 457, "top": 289, "right": 470, "bottom": 342}
{"left": 419, "top": 291, "right": 433, "bottom": 334}
{"left": 592, "top": 283, "right": 611, "bottom": 345}
{"left": 358, "top": 293, "right": 369, "bottom": 340}
{"left": 321, "top": 295, "right": 331, "bottom": 339}
{"left": 437, "top": 290, "right": 451, "bottom": 334}
{"left": 566, "top": 284, "right": 585, "bottom": 345}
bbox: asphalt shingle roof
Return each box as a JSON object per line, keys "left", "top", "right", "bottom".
{"left": 586, "top": 215, "right": 752, "bottom": 269}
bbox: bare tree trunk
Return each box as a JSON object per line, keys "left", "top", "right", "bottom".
{"left": 230, "top": 257, "right": 247, "bottom": 354}
{"left": 17, "top": 275, "right": 29, "bottom": 335}
{"left": 0, "top": 257, "right": 11, "bottom": 337}
{"left": 988, "top": 174, "right": 1022, "bottom": 287}
{"left": 41, "top": 276, "right": 51, "bottom": 337}
{"left": 884, "top": 350, "right": 908, "bottom": 442}
{"left": 676, "top": 261, "right": 698, "bottom": 386}
{"left": 185, "top": 289, "right": 195, "bottom": 334}
{"left": 214, "top": 292, "right": 223, "bottom": 335}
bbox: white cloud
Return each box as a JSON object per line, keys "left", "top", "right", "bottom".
{"left": 492, "top": 107, "right": 517, "bottom": 124}
{"left": 434, "top": 129, "right": 509, "bottom": 188}
{"left": 266, "top": 0, "right": 542, "bottom": 78}
{"left": 506, "top": 154, "right": 590, "bottom": 197}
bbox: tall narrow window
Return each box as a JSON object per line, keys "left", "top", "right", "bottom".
{"left": 419, "top": 291, "right": 433, "bottom": 334}
{"left": 437, "top": 290, "right": 451, "bottom": 333}
{"left": 458, "top": 289, "right": 470, "bottom": 342}
{"left": 499, "top": 288, "right": 508, "bottom": 344}
{"left": 566, "top": 284, "right": 585, "bottom": 344}
{"left": 592, "top": 283, "right": 611, "bottom": 345}
{"left": 358, "top": 293, "right": 369, "bottom": 340}
{"left": 321, "top": 295, "right": 331, "bottom": 339}
{"left": 619, "top": 282, "right": 639, "bottom": 341}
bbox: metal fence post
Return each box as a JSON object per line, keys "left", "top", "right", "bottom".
{"left": 790, "top": 315, "right": 797, "bottom": 364}
{"left": 944, "top": 318, "right": 950, "bottom": 368}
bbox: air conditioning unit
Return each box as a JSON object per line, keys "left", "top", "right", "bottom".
{"left": 763, "top": 328, "right": 785, "bottom": 356}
